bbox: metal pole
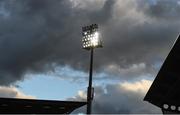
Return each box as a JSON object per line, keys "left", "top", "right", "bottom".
{"left": 87, "top": 48, "right": 94, "bottom": 114}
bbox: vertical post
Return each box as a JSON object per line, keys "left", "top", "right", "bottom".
{"left": 87, "top": 48, "right": 94, "bottom": 114}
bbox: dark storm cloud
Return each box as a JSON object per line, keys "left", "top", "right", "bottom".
{"left": 0, "top": 0, "right": 116, "bottom": 85}
{"left": 87, "top": 0, "right": 180, "bottom": 79}
{"left": 0, "top": 0, "right": 180, "bottom": 85}
{"left": 98, "top": 0, "right": 180, "bottom": 67}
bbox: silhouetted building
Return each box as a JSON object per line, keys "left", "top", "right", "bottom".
{"left": 0, "top": 97, "right": 86, "bottom": 114}
{"left": 144, "top": 35, "right": 180, "bottom": 114}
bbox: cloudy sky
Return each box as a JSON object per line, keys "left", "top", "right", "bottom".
{"left": 0, "top": 0, "right": 180, "bottom": 114}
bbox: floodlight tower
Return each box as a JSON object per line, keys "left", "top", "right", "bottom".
{"left": 82, "top": 24, "right": 102, "bottom": 114}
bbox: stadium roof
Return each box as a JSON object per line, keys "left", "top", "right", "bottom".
{"left": 0, "top": 97, "right": 86, "bottom": 114}
{"left": 144, "top": 35, "right": 180, "bottom": 113}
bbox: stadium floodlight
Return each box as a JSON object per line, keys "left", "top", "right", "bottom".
{"left": 81, "top": 24, "right": 103, "bottom": 114}
{"left": 82, "top": 24, "right": 102, "bottom": 50}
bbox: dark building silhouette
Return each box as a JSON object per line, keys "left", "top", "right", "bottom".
{"left": 144, "top": 35, "right": 180, "bottom": 114}
{"left": 0, "top": 97, "right": 86, "bottom": 114}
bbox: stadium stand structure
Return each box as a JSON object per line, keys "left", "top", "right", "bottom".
{"left": 144, "top": 35, "right": 180, "bottom": 114}
{"left": 0, "top": 97, "right": 86, "bottom": 114}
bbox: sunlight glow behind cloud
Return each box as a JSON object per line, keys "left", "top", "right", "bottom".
{"left": 121, "top": 79, "right": 152, "bottom": 93}
{"left": 0, "top": 86, "right": 35, "bottom": 99}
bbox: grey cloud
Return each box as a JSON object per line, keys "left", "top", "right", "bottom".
{"left": 71, "top": 80, "right": 161, "bottom": 114}
{"left": 0, "top": 0, "right": 115, "bottom": 85}
{"left": 0, "top": 0, "right": 180, "bottom": 85}
{"left": 141, "top": 0, "right": 180, "bottom": 20}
